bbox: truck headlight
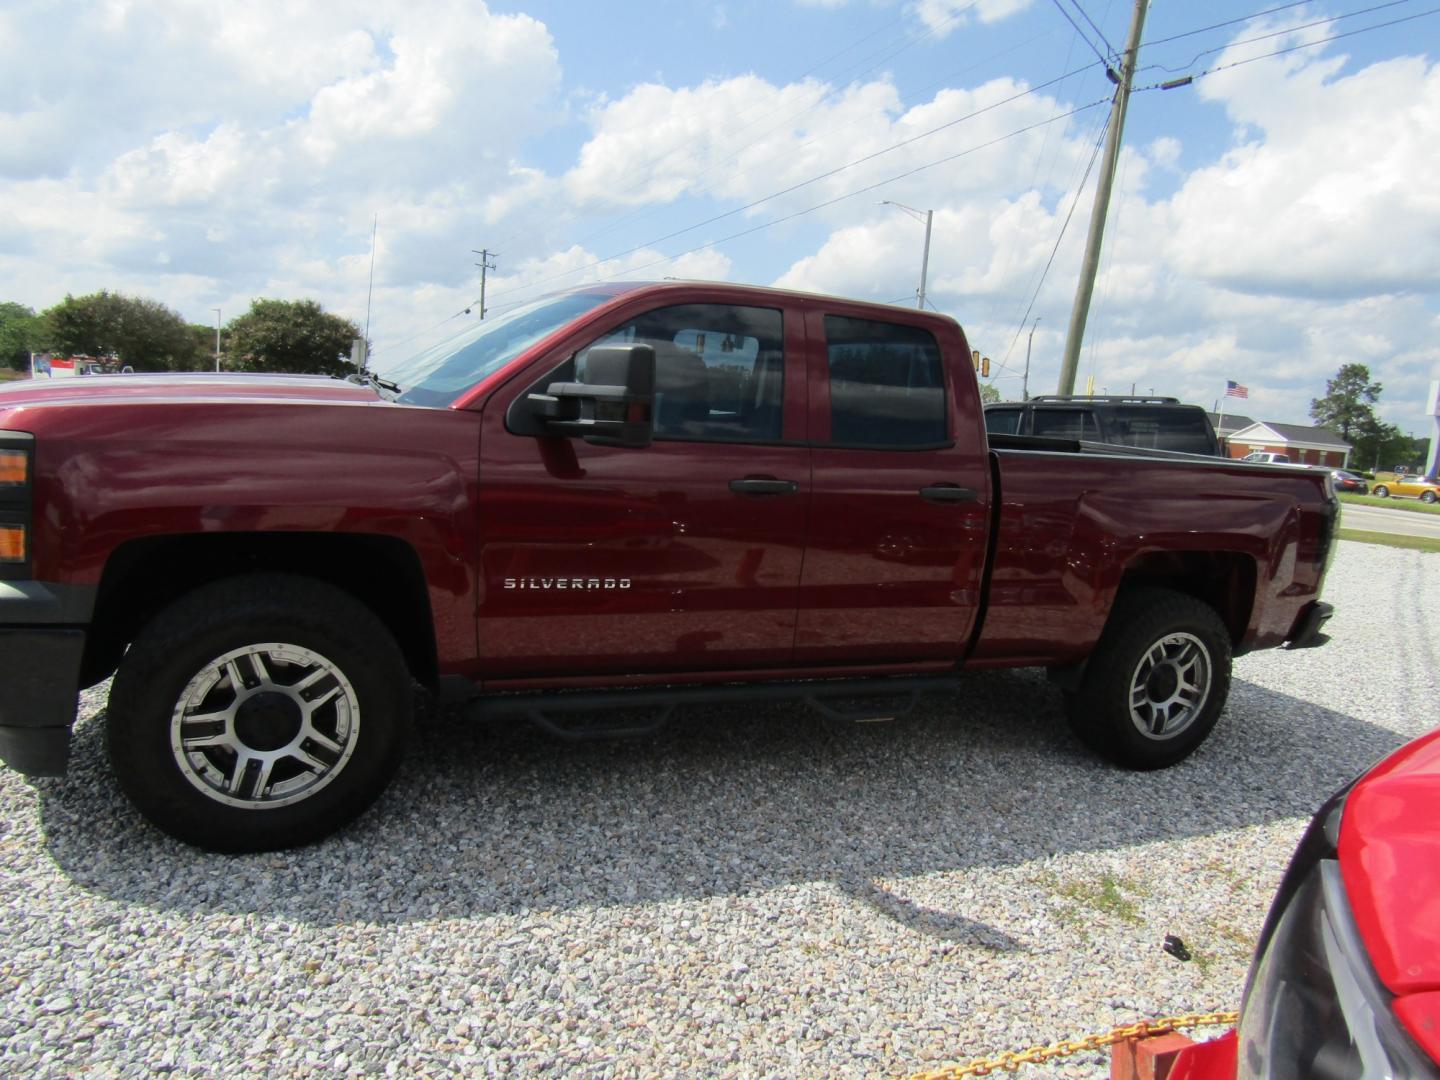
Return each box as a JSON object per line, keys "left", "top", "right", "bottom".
{"left": 1238, "top": 798, "right": 1438, "bottom": 1078}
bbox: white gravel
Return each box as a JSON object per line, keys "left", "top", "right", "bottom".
{"left": 2, "top": 539, "right": 1437, "bottom": 1078}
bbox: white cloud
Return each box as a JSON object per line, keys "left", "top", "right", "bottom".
{"left": 1167, "top": 23, "right": 1440, "bottom": 299}
{"left": 910, "top": 0, "right": 1036, "bottom": 36}
{"left": 0, "top": 0, "right": 562, "bottom": 331}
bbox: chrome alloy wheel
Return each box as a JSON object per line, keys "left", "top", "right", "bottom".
{"left": 168, "top": 643, "right": 360, "bottom": 809}
{"left": 1127, "top": 632, "right": 1212, "bottom": 740}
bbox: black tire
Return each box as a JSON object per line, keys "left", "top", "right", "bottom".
{"left": 1422, "top": 491, "right": 1437, "bottom": 504}
{"left": 1064, "top": 587, "right": 1232, "bottom": 770}
{"left": 1374, "top": 485, "right": 1389, "bottom": 497}
{"left": 107, "top": 574, "right": 413, "bottom": 852}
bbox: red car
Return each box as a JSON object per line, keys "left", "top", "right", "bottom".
{"left": 1180, "top": 728, "right": 1440, "bottom": 1075}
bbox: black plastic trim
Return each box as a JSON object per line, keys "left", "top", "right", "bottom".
{"left": 0, "top": 724, "right": 70, "bottom": 776}
{"left": 0, "top": 627, "right": 85, "bottom": 776}
{"left": 470, "top": 673, "right": 965, "bottom": 737}
{"left": 1286, "top": 600, "right": 1335, "bottom": 649}
{"left": 0, "top": 580, "right": 99, "bottom": 623}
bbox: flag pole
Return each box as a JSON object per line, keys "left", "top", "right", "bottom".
{"left": 1217, "top": 384, "right": 1226, "bottom": 434}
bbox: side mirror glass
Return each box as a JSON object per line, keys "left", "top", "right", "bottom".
{"left": 528, "top": 344, "right": 655, "bottom": 448}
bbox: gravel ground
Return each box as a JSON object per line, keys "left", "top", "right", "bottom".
{"left": 2, "top": 539, "right": 1437, "bottom": 1078}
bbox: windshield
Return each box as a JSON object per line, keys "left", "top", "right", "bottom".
{"left": 382, "top": 291, "right": 615, "bottom": 408}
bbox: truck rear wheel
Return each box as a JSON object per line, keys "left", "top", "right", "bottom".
{"left": 1065, "top": 587, "right": 1232, "bottom": 770}
{"left": 107, "top": 574, "right": 412, "bottom": 852}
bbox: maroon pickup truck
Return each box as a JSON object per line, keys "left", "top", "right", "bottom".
{"left": 0, "top": 282, "right": 1335, "bottom": 851}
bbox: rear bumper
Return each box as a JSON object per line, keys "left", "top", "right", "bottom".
{"left": 1285, "top": 600, "right": 1334, "bottom": 650}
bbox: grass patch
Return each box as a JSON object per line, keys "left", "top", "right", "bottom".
{"left": 1339, "top": 493, "right": 1440, "bottom": 515}
{"left": 1338, "top": 529, "right": 1440, "bottom": 554}
{"left": 1045, "top": 871, "right": 1149, "bottom": 926}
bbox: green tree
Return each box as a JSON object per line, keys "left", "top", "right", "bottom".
{"left": 979, "top": 383, "right": 1001, "bottom": 404}
{"left": 40, "top": 291, "right": 199, "bottom": 371}
{"left": 0, "top": 302, "right": 40, "bottom": 371}
{"left": 1310, "top": 363, "right": 1382, "bottom": 445}
{"left": 224, "top": 299, "right": 361, "bottom": 377}
{"left": 187, "top": 323, "right": 221, "bottom": 372}
{"left": 1349, "top": 415, "right": 1406, "bottom": 472}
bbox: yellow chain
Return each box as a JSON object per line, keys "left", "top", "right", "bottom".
{"left": 904, "top": 1010, "right": 1240, "bottom": 1079}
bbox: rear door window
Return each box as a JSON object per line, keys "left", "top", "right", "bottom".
{"left": 823, "top": 315, "right": 947, "bottom": 448}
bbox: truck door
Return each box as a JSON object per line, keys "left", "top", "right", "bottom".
{"left": 476, "top": 298, "right": 810, "bottom": 679}
{"left": 794, "top": 308, "right": 992, "bottom": 664}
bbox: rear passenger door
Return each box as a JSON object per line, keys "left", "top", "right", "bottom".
{"left": 795, "top": 307, "right": 992, "bottom": 664}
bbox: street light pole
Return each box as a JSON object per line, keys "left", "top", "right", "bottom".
{"left": 212, "top": 308, "right": 221, "bottom": 372}
{"left": 882, "top": 201, "right": 933, "bottom": 309}
{"left": 1023, "top": 317, "right": 1040, "bottom": 401}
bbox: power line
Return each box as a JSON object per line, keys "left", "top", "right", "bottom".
{"left": 1142, "top": 0, "right": 1319, "bottom": 48}
{"left": 561, "top": 100, "right": 1111, "bottom": 291}
{"left": 389, "top": 96, "right": 1111, "bottom": 360}
{"left": 1068, "top": 0, "right": 1119, "bottom": 57}
{"left": 1049, "top": 0, "right": 1116, "bottom": 70}
{"left": 535, "top": 3, "right": 982, "bottom": 260}
{"left": 990, "top": 112, "right": 1112, "bottom": 381}
{"left": 477, "top": 63, "right": 1106, "bottom": 311}
{"left": 1134, "top": 2, "right": 1440, "bottom": 87}
{"left": 1144, "top": 0, "right": 1424, "bottom": 74}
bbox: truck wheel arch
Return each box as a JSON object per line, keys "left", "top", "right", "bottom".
{"left": 1111, "top": 549, "right": 1256, "bottom": 649}
{"left": 82, "top": 533, "right": 439, "bottom": 690}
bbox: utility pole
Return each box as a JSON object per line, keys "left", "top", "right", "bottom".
{"left": 1023, "top": 317, "right": 1040, "bottom": 401}
{"left": 213, "top": 308, "right": 221, "bottom": 372}
{"left": 472, "top": 249, "right": 497, "bottom": 319}
{"left": 1056, "top": 0, "right": 1149, "bottom": 396}
{"left": 882, "top": 202, "right": 933, "bottom": 309}
{"left": 917, "top": 209, "right": 933, "bottom": 310}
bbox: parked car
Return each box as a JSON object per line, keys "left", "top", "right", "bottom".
{"left": 1170, "top": 728, "right": 1440, "bottom": 1077}
{"left": 1330, "top": 469, "right": 1369, "bottom": 494}
{"left": 983, "top": 395, "right": 1222, "bottom": 456}
{"left": 1242, "top": 451, "right": 1292, "bottom": 465}
{"left": 1241, "top": 727, "right": 1440, "bottom": 1074}
{"left": 1372, "top": 474, "right": 1440, "bottom": 503}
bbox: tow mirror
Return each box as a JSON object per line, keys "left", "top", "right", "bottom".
{"left": 528, "top": 344, "right": 655, "bottom": 449}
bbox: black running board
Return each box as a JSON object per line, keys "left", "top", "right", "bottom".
{"left": 469, "top": 674, "right": 965, "bottom": 741}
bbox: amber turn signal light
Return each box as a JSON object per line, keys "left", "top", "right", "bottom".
{"left": 0, "top": 450, "right": 27, "bottom": 486}
{"left": 0, "top": 524, "right": 25, "bottom": 563}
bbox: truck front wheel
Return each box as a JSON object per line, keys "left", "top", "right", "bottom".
{"left": 1065, "top": 588, "right": 1232, "bottom": 770}
{"left": 107, "top": 574, "right": 412, "bottom": 852}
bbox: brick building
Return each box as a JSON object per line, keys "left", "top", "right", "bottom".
{"left": 1222, "top": 421, "right": 1352, "bottom": 467}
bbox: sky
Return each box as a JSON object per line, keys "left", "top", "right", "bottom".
{"left": 3, "top": 0, "right": 1439, "bottom": 434}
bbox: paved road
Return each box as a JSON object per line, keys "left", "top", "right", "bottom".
{"left": 1340, "top": 501, "right": 1440, "bottom": 539}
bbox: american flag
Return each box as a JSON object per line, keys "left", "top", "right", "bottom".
{"left": 1226, "top": 380, "right": 1249, "bottom": 399}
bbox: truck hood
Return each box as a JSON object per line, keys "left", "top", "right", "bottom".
{"left": 0, "top": 373, "right": 379, "bottom": 409}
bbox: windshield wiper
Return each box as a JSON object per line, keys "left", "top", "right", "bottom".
{"left": 347, "top": 371, "right": 402, "bottom": 399}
